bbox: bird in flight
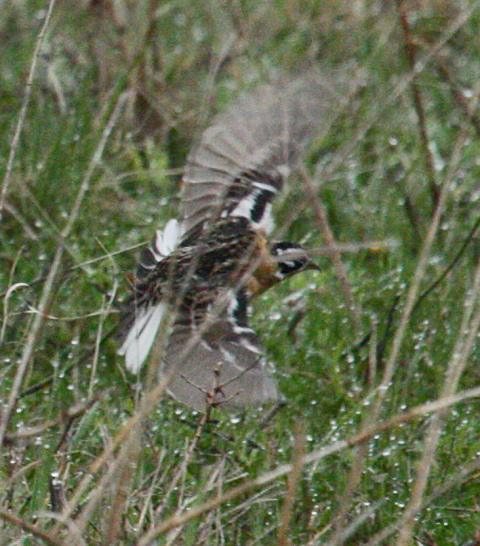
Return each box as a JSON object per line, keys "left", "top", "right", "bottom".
{"left": 118, "top": 76, "right": 340, "bottom": 411}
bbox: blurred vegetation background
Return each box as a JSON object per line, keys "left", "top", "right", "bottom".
{"left": 1, "top": 1, "right": 480, "bottom": 544}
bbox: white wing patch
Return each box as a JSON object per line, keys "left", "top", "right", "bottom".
{"left": 231, "top": 191, "right": 274, "bottom": 233}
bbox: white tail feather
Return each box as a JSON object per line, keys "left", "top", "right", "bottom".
{"left": 120, "top": 218, "right": 183, "bottom": 373}
{"left": 162, "top": 219, "right": 183, "bottom": 254}
{"left": 153, "top": 218, "right": 183, "bottom": 259}
{"left": 118, "top": 303, "right": 167, "bottom": 373}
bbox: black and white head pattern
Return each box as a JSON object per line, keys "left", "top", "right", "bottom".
{"left": 271, "top": 241, "right": 314, "bottom": 280}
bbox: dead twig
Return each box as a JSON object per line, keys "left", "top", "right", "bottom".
{"left": 103, "top": 428, "right": 141, "bottom": 544}
{"left": 278, "top": 423, "right": 305, "bottom": 546}
{"left": 0, "top": 93, "right": 127, "bottom": 449}
{"left": 3, "top": 394, "right": 103, "bottom": 445}
{"left": 0, "top": 509, "right": 63, "bottom": 546}
{"left": 365, "top": 455, "right": 480, "bottom": 546}
{"left": 396, "top": 0, "right": 440, "bottom": 210}
{"left": 434, "top": 56, "right": 480, "bottom": 136}
{"left": 154, "top": 402, "right": 213, "bottom": 521}
{"left": 136, "top": 384, "right": 480, "bottom": 544}
{"left": 19, "top": 326, "right": 117, "bottom": 399}
{"left": 299, "top": 167, "right": 362, "bottom": 336}
{"left": 0, "top": 0, "right": 57, "bottom": 216}
{"left": 2, "top": 200, "right": 38, "bottom": 239}
{"left": 396, "top": 258, "right": 480, "bottom": 544}
{"left": 412, "top": 215, "right": 480, "bottom": 315}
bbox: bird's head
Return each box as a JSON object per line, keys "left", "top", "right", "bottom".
{"left": 270, "top": 241, "right": 319, "bottom": 281}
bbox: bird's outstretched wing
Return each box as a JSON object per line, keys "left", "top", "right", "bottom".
{"left": 162, "top": 288, "right": 278, "bottom": 411}
{"left": 180, "top": 75, "right": 341, "bottom": 239}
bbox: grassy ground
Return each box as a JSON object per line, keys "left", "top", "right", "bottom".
{"left": 1, "top": 1, "right": 480, "bottom": 544}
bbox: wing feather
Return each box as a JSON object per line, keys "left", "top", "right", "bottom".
{"left": 162, "top": 289, "right": 278, "bottom": 411}
{"left": 181, "top": 75, "right": 343, "bottom": 237}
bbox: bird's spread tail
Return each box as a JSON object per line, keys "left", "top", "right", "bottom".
{"left": 118, "top": 218, "right": 183, "bottom": 373}
{"left": 118, "top": 303, "right": 167, "bottom": 373}
{"left": 136, "top": 218, "right": 184, "bottom": 280}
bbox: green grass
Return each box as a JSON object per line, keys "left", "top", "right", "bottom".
{"left": 1, "top": 1, "right": 480, "bottom": 544}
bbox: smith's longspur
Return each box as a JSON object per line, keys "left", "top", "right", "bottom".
{"left": 118, "top": 75, "right": 341, "bottom": 411}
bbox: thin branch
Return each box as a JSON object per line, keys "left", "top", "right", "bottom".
{"left": 3, "top": 394, "right": 103, "bottom": 445}
{"left": 396, "top": 0, "right": 440, "bottom": 210}
{"left": 0, "top": 239, "right": 146, "bottom": 300}
{"left": 278, "top": 424, "right": 305, "bottom": 546}
{"left": 2, "top": 200, "right": 38, "bottom": 239}
{"left": 329, "top": 312, "right": 384, "bottom": 544}
{"left": 412, "top": 215, "right": 480, "bottom": 314}
{"left": 0, "top": 92, "right": 127, "bottom": 449}
{"left": 136, "top": 384, "right": 480, "bottom": 543}
{"left": 19, "top": 326, "right": 117, "bottom": 399}
{"left": 434, "top": 56, "right": 480, "bottom": 136}
{"left": 0, "top": 509, "right": 63, "bottom": 546}
{"left": 392, "top": 100, "right": 479, "bottom": 543}
{"left": 0, "top": 0, "right": 57, "bottom": 216}
{"left": 299, "top": 167, "right": 362, "bottom": 336}
{"left": 365, "top": 450, "right": 480, "bottom": 546}
{"left": 368, "top": 116, "right": 462, "bottom": 426}
{"left": 353, "top": 213, "right": 480, "bottom": 366}
{"left": 103, "top": 428, "right": 141, "bottom": 544}
{"left": 154, "top": 408, "right": 211, "bottom": 520}
{"left": 396, "top": 256, "right": 480, "bottom": 545}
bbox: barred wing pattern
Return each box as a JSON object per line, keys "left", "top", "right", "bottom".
{"left": 181, "top": 76, "right": 341, "bottom": 238}
{"left": 162, "top": 289, "right": 278, "bottom": 411}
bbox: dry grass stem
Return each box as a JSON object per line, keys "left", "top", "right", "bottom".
{"left": 394, "top": 116, "right": 479, "bottom": 545}
{"left": 154, "top": 410, "right": 210, "bottom": 521}
{"left": 435, "top": 55, "right": 480, "bottom": 135}
{"left": 2, "top": 201, "right": 38, "bottom": 239}
{"left": 328, "top": 74, "right": 476, "bottom": 546}
{"left": 329, "top": 316, "right": 379, "bottom": 544}
{"left": 299, "top": 167, "right": 362, "bottom": 336}
{"left": 365, "top": 457, "right": 480, "bottom": 546}
{"left": 135, "top": 448, "right": 167, "bottom": 531}
{"left": 396, "top": 0, "right": 440, "bottom": 210}
{"left": 0, "top": 508, "right": 63, "bottom": 546}
{"left": 369, "top": 139, "right": 455, "bottom": 420}
{"left": 104, "top": 428, "right": 141, "bottom": 544}
{"left": 330, "top": 501, "right": 384, "bottom": 545}
{"left": 0, "top": 0, "right": 57, "bottom": 216}
{"left": 278, "top": 424, "right": 305, "bottom": 546}
{"left": 136, "top": 384, "right": 480, "bottom": 543}
{"left": 0, "top": 92, "right": 127, "bottom": 449}
{"left": 395, "top": 263, "right": 480, "bottom": 545}
{"left": 4, "top": 395, "right": 102, "bottom": 445}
